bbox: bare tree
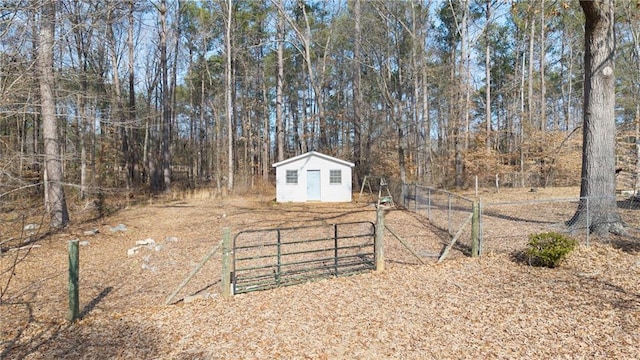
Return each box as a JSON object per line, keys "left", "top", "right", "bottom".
{"left": 352, "top": 0, "right": 363, "bottom": 185}
{"left": 271, "top": 0, "right": 333, "bottom": 152}
{"left": 160, "top": 0, "right": 172, "bottom": 192}
{"left": 225, "top": 0, "right": 234, "bottom": 191}
{"left": 38, "top": 0, "right": 69, "bottom": 228}
{"left": 484, "top": 0, "right": 492, "bottom": 150}
{"left": 127, "top": 0, "right": 139, "bottom": 185}
{"left": 621, "top": 2, "right": 640, "bottom": 193}
{"left": 568, "top": 0, "right": 623, "bottom": 235}
{"left": 539, "top": 0, "right": 546, "bottom": 131}
{"left": 275, "top": 0, "right": 285, "bottom": 162}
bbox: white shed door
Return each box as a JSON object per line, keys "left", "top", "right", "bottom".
{"left": 306, "top": 170, "right": 321, "bottom": 201}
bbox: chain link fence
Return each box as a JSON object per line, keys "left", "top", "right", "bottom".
{"left": 480, "top": 194, "right": 640, "bottom": 254}
{"left": 399, "top": 184, "right": 476, "bottom": 255}
{"left": 479, "top": 197, "right": 584, "bottom": 254}
{"left": 397, "top": 183, "right": 640, "bottom": 257}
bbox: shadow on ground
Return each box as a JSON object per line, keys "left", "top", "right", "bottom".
{"left": 1, "top": 286, "right": 162, "bottom": 359}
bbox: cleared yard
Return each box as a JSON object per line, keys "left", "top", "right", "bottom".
{"left": 1, "top": 192, "right": 639, "bottom": 359}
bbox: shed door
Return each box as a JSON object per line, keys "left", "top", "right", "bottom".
{"left": 307, "top": 170, "right": 321, "bottom": 201}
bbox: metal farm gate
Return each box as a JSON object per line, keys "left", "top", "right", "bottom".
{"left": 233, "top": 221, "right": 376, "bottom": 294}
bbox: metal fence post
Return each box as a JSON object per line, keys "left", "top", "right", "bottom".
{"left": 375, "top": 207, "right": 385, "bottom": 272}
{"left": 276, "top": 229, "right": 282, "bottom": 284}
{"left": 414, "top": 184, "right": 418, "bottom": 212}
{"left": 68, "top": 239, "right": 80, "bottom": 323}
{"left": 586, "top": 197, "right": 590, "bottom": 247}
{"left": 334, "top": 224, "right": 339, "bottom": 276}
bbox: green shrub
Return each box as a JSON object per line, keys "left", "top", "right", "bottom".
{"left": 524, "top": 232, "right": 578, "bottom": 268}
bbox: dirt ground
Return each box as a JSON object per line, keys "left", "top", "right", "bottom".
{"left": 1, "top": 189, "right": 639, "bottom": 359}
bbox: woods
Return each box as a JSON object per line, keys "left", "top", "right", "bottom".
{"left": 1, "top": 1, "right": 639, "bottom": 219}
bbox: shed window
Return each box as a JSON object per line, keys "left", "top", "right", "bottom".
{"left": 286, "top": 170, "right": 298, "bottom": 184}
{"left": 330, "top": 170, "right": 342, "bottom": 184}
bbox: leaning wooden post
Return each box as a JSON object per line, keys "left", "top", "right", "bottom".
{"left": 471, "top": 201, "right": 480, "bottom": 257}
{"left": 221, "top": 227, "right": 233, "bottom": 297}
{"left": 375, "top": 207, "right": 385, "bottom": 272}
{"left": 164, "top": 240, "right": 222, "bottom": 305}
{"left": 67, "top": 239, "right": 80, "bottom": 322}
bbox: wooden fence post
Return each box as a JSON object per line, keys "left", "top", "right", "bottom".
{"left": 471, "top": 201, "right": 480, "bottom": 257}
{"left": 375, "top": 207, "right": 385, "bottom": 272}
{"left": 68, "top": 239, "right": 80, "bottom": 322}
{"left": 221, "top": 227, "right": 233, "bottom": 297}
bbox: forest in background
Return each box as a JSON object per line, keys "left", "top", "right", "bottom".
{"left": 1, "top": 0, "right": 640, "bottom": 206}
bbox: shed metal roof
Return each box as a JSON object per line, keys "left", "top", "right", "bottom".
{"left": 272, "top": 151, "right": 355, "bottom": 168}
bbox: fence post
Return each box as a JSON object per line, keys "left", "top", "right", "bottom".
{"left": 585, "top": 197, "right": 590, "bottom": 247}
{"left": 414, "top": 184, "right": 418, "bottom": 212}
{"left": 447, "top": 194, "right": 452, "bottom": 234}
{"left": 475, "top": 175, "right": 478, "bottom": 197}
{"left": 333, "top": 224, "right": 339, "bottom": 276}
{"left": 427, "top": 188, "right": 432, "bottom": 220}
{"left": 375, "top": 207, "right": 385, "bottom": 272}
{"left": 477, "top": 198, "right": 484, "bottom": 255}
{"left": 276, "top": 230, "right": 282, "bottom": 285}
{"left": 402, "top": 183, "right": 407, "bottom": 208}
{"left": 67, "top": 239, "right": 80, "bottom": 323}
{"left": 221, "top": 227, "right": 233, "bottom": 297}
{"left": 471, "top": 201, "right": 480, "bottom": 257}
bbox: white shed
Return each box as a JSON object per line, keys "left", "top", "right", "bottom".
{"left": 273, "top": 151, "right": 354, "bottom": 203}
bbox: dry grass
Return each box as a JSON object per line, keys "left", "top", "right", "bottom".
{"left": 1, "top": 188, "right": 639, "bottom": 359}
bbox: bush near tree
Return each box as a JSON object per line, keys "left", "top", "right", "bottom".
{"left": 524, "top": 232, "right": 578, "bottom": 268}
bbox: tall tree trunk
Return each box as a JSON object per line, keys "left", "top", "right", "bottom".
{"left": 78, "top": 92, "right": 87, "bottom": 200}
{"left": 539, "top": 0, "right": 546, "bottom": 131}
{"left": 422, "top": 65, "right": 431, "bottom": 184}
{"left": 172, "top": 1, "right": 182, "bottom": 156}
{"left": 519, "top": 44, "right": 526, "bottom": 187}
{"left": 353, "top": 0, "right": 363, "bottom": 186}
{"left": 262, "top": 77, "right": 270, "bottom": 181}
{"left": 107, "top": 8, "right": 128, "bottom": 188}
{"left": 527, "top": 16, "right": 535, "bottom": 128}
{"left": 188, "top": 47, "right": 195, "bottom": 186}
{"left": 68, "top": 0, "right": 89, "bottom": 200}
{"left": 622, "top": 2, "right": 640, "bottom": 193}
{"left": 38, "top": 0, "right": 68, "bottom": 228}
{"left": 225, "top": 0, "right": 234, "bottom": 191}
{"left": 274, "top": 0, "right": 329, "bottom": 152}
{"left": 568, "top": 0, "right": 623, "bottom": 235}
{"left": 160, "top": 0, "right": 171, "bottom": 192}
{"left": 410, "top": 0, "right": 420, "bottom": 182}
{"left": 461, "top": 0, "right": 470, "bottom": 152}
{"left": 128, "top": 0, "right": 138, "bottom": 184}
{"left": 485, "top": 0, "right": 492, "bottom": 150}
{"left": 300, "top": 4, "right": 328, "bottom": 152}
{"left": 560, "top": 27, "right": 574, "bottom": 132}
{"left": 276, "top": 0, "right": 285, "bottom": 162}
{"left": 201, "top": 51, "right": 208, "bottom": 181}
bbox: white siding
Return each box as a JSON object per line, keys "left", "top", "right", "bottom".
{"left": 274, "top": 152, "right": 353, "bottom": 202}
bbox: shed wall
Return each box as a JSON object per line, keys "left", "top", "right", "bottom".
{"left": 275, "top": 155, "right": 352, "bottom": 202}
